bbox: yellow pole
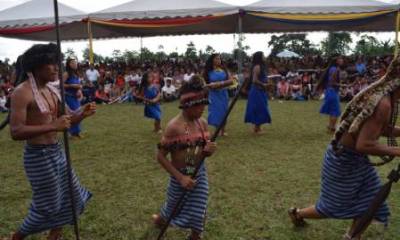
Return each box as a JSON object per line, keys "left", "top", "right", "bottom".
{"left": 88, "top": 20, "right": 94, "bottom": 64}
{"left": 394, "top": 11, "right": 400, "bottom": 57}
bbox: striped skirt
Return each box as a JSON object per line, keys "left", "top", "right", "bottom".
{"left": 160, "top": 164, "right": 209, "bottom": 233}
{"left": 19, "top": 143, "right": 92, "bottom": 235}
{"left": 316, "top": 144, "right": 390, "bottom": 224}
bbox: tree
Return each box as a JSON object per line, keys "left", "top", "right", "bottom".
{"left": 64, "top": 48, "right": 76, "bottom": 58}
{"left": 233, "top": 34, "right": 250, "bottom": 59}
{"left": 82, "top": 47, "right": 104, "bottom": 63}
{"left": 321, "top": 32, "right": 352, "bottom": 57}
{"left": 168, "top": 52, "right": 180, "bottom": 59}
{"left": 112, "top": 49, "right": 124, "bottom": 62}
{"left": 140, "top": 47, "right": 155, "bottom": 61}
{"left": 123, "top": 50, "right": 139, "bottom": 63}
{"left": 185, "top": 41, "right": 197, "bottom": 60}
{"left": 205, "top": 45, "right": 215, "bottom": 55}
{"left": 354, "top": 35, "right": 395, "bottom": 56}
{"left": 268, "top": 34, "right": 320, "bottom": 56}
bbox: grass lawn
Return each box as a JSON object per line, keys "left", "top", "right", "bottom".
{"left": 1, "top": 100, "right": 400, "bottom": 239}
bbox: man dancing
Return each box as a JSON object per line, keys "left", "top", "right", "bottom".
{"left": 288, "top": 59, "right": 400, "bottom": 239}
{"left": 9, "top": 43, "right": 96, "bottom": 240}
{"left": 152, "top": 75, "right": 217, "bottom": 240}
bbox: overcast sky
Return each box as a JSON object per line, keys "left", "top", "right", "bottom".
{"left": 0, "top": 0, "right": 398, "bottom": 62}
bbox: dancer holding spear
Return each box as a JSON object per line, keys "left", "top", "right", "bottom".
{"left": 152, "top": 75, "right": 216, "bottom": 240}
{"left": 288, "top": 57, "right": 400, "bottom": 239}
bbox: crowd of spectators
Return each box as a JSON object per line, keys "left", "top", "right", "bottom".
{"left": 0, "top": 54, "right": 393, "bottom": 113}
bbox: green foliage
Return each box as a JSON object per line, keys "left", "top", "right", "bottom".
{"left": 82, "top": 46, "right": 105, "bottom": 63}
{"left": 268, "top": 34, "right": 320, "bottom": 56}
{"left": 354, "top": 35, "right": 395, "bottom": 56}
{"left": 321, "top": 32, "right": 352, "bottom": 57}
{"left": 185, "top": 41, "right": 197, "bottom": 60}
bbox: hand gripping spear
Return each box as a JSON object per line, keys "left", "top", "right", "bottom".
{"left": 157, "top": 76, "right": 248, "bottom": 240}
{"left": 53, "top": 1, "right": 81, "bottom": 239}
{"left": 350, "top": 163, "right": 400, "bottom": 238}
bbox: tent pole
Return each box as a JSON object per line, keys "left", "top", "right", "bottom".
{"left": 238, "top": 10, "right": 244, "bottom": 80}
{"left": 140, "top": 36, "right": 143, "bottom": 61}
{"left": 53, "top": 1, "right": 81, "bottom": 239}
{"left": 87, "top": 20, "right": 94, "bottom": 64}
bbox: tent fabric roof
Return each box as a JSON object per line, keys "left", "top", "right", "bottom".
{"left": 0, "top": 0, "right": 399, "bottom": 41}
{"left": 90, "top": 0, "right": 238, "bottom": 20}
{"left": 0, "top": 0, "right": 86, "bottom": 28}
{"left": 245, "top": 0, "right": 398, "bottom": 14}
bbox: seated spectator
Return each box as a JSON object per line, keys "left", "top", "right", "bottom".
{"left": 0, "top": 89, "right": 8, "bottom": 113}
{"left": 82, "top": 81, "right": 96, "bottom": 104}
{"left": 95, "top": 86, "right": 110, "bottom": 104}
{"left": 277, "top": 78, "right": 290, "bottom": 100}
{"left": 290, "top": 78, "right": 304, "bottom": 101}
{"left": 161, "top": 78, "right": 177, "bottom": 102}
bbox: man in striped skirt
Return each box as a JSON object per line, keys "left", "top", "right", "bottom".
{"left": 152, "top": 75, "right": 216, "bottom": 240}
{"left": 9, "top": 44, "right": 96, "bottom": 240}
{"left": 288, "top": 63, "right": 400, "bottom": 239}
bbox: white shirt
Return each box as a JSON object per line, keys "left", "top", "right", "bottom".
{"left": 162, "top": 85, "right": 176, "bottom": 95}
{"left": 183, "top": 73, "right": 194, "bottom": 82}
{"left": 0, "top": 96, "right": 7, "bottom": 108}
{"left": 86, "top": 69, "right": 100, "bottom": 82}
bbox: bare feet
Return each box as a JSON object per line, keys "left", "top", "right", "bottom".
{"left": 152, "top": 214, "right": 165, "bottom": 229}
{"left": 288, "top": 207, "right": 307, "bottom": 227}
{"left": 188, "top": 231, "right": 202, "bottom": 240}
{"left": 10, "top": 232, "right": 25, "bottom": 240}
{"left": 47, "top": 228, "right": 62, "bottom": 240}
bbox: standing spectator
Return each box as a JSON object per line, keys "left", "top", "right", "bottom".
{"left": 85, "top": 64, "right": 100, "bottom": 87}
{"left": 204, "top": 54, "right": 233, "bottom": 136}
{"left": 244, "top": 51, "right": 271, "bottom": 134}
{"left": 64, "top": 57, "right": 83, "bottom": 139}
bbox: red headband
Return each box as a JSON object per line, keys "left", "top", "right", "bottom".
{"left": 179, "top": 91, "right": 209, "bottom": 109}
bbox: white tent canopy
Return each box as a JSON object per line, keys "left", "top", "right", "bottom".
{"left": 86, "top": 0, "right": 240, "bottom": 38}
{"left": 0, "top": 0, "right": 86, "bottom": 28}
{"left": 91, "top": 0, "right": 237, "bottom": 19}
{"left": 277, "top": 50, "right": 300, "bottom": 58}
{"left": 0, "top": 0, "right": 399, "bottom": 41}
{"left": 243, "top": 0, "right": 400, "bottom": 32}
{"left": 245, "top": 0, "right": 397, "bottom": 14}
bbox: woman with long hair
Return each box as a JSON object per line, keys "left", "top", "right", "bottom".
{"left": 203, "top": 54, "right": 233, "bottom": 136}
{"left": 64, "top": 57, "right": 83, "bottom": 139}
{"left": 244, "top": 51, "right": 271, "bottom": 134}
{"left": 135, "top": 72, "right": 162, "bottom": 133}
{"left": 317, "top": 56, "right": 343, "bottom": 133}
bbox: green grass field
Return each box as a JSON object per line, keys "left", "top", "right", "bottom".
{"left": 1, "top": 100, "right": 400, "bottom": 240}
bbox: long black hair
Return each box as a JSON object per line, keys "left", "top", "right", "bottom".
{"left": 250, "top": 51, "right": 266, "bottom": 82}
{"left": 316, "top": 56, "right": 340, "bottom": 91}
{"left": 66, "top": 57, "right": 78, "bottom": 78}
{"left": 0, "top": 43, "right": 59, "bottom": 132}
{"left": 137, "top": 71, "right": 150, "bottom": 95}
{"left": 203, "top": 53, "right": 228, "bottom": 84}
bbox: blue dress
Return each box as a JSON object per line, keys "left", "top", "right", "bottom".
{"left": 244, "top": 67, "right": 271, "bottom": 125}
{"left": 65, "top": 75, "right": 81, "bottom": 135}
{"left": 320, "top": 66, "right": 341, "bottom": 117}
{"left": 144, "top": 85, "right": 161, "bottom": 121}
{"left": 208, "top": 70, "right": 229, "bottom": 127}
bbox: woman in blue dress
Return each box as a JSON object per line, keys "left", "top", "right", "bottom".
{"left": 203, "top": 54, "right": 233, "bottom": 136}
{"left": 136, "top": 72, "right": 162, "bottom": 133}
{"left": 64, "top": 57, "right": 83, "bottom": 139}
{"left": 318, "top": 56, "right": 343, "bottom": 133}
{"left": 244, "top": 51, "right": 271, "bottom": 134}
